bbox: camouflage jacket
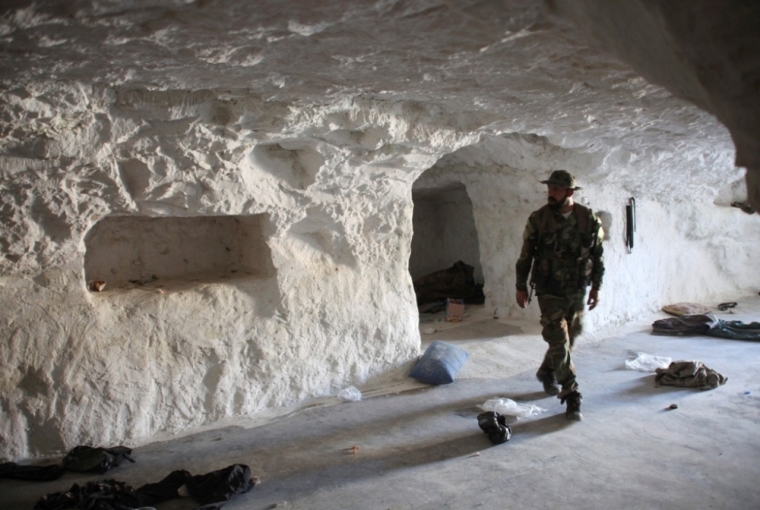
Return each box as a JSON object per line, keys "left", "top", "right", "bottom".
{"left": 515, "top": 204, "right": 604, "bottom": 296}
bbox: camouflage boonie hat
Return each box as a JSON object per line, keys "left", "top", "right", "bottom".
{"left": 541, "top": 170, "right": 582, "bottom": 190}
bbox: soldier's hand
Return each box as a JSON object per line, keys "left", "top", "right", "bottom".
{"left": 516, "top": 289, "right": 529, "bottom": 308}
{"left": 587, "top": 289, "right": 599, "bottom": 310}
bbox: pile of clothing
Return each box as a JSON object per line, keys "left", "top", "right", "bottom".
{"left": 0, "top": 445, "right": 255, "bottom": 510}
{"left": 652, "top": 314, "right": 760, "bottom": 341}
{"left": 414, "top": 260, "right": 484, "bottom": 312}
{"left": 654, "top": 360, "right": 727, "bottom": 390}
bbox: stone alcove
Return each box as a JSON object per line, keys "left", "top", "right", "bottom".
{"left": 83, "top": 213, "right": 275, "bottom": 289}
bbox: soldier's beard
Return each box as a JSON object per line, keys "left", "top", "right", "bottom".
{"left": 548, "top": 196, "right": 569, "bottom": 209}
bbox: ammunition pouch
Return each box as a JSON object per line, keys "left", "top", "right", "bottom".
{"left": 577, "top": 235, "right": 594, "bottom": 288}
{"left": 577, "top": 257, "right": 593, "bottom": 288}
{"left": 531, "top": 257, "right": 568, "bottom": 295}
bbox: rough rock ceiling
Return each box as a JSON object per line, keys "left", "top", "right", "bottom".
{"left": 553, "top": 0, "right": 760, "bottom": 209}
{"left": 1, "top": 0, "right": 748, "bottom": 198}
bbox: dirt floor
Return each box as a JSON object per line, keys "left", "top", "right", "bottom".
{"left": 3, "top": 296, "right": 760, "bottom": 510}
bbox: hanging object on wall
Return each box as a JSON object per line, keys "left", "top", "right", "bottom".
{"left": 625, "top": 197, "right": 636, "bottom": 253}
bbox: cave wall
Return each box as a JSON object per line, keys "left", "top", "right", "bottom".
{"left": 410, "top": 134, "right": 760, "bottom": 332}
{"left": 1, "top": 82, "right": 758, "bottom": 461}
{"left": 0, "top": 87, "right": 445, "bottom": 459}
{"left": 1, "top": 0, "right": 759, "bottom": 462}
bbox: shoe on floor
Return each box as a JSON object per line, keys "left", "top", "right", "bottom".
{"left": 536, "top": 368, "right": 561, "bottom": 396}
{"left": 477, "top": 411, "right": 512, "bottom": 444}
{"left": 561, "top": 391, "right": 583, "bottom": 421}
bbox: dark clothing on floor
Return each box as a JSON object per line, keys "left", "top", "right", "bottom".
{"left": 413, "top": 260, "right": 484, "bottom": 307}
{"left": 0, "top": 445, "right": 134, "bottom": 482}
{"left": 0, "top": 462, "right": 64, "bottom": 481}
{"left": 62, "top": 445, "right": 135, "bottom": 473}
{"left": 652, "top": 314, "right": 760, "bottom": 341}
{"left": 34, "top": 464, "right": 255, "bottom": 510}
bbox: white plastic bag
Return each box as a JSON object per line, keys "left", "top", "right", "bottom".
{"left": 338, "top": 385, "right": 362, "bottom": 402}
{"left": 478, "top": 397, "right": 546, "bottom": 419}
{"left": 624, "top": 352, "right": 672, "bottom": 372}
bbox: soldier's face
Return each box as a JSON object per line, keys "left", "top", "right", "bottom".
{"left": 547, "top": 185, "right": 571, "bottom": 208}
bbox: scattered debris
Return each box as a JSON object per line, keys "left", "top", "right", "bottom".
{"left": 652, "top": 314, "right": 760, "bottom": 341}
{"left": 62, "top": 445, "right": 135, "bottom": 473}
{"left": 337, "top": 386, "right": 362, "bottom": 402}
{"left": 624, "top": 352, "right": 671, "bottom": 372}
{"left": 661, "top": 302, "right": 711, "bottom": 316}
{"left": 15, "top": 446, "right": 259, "bottom": 510}
{"left": 717, "top": 302, "right": 737, "bottom": 311}
{"left": 418, "top": 301, "right": 446, "bottom": 314}
{"left": 422, "top": 327, "right": 436, "bottom": 334}
{"left": 88, "top": 280, "right": 106, "bottom": 292}
{"left": 1, "top": 445, "right": 134, "bottom": 482}
{"left": 477, "top": 411, "right": 512, "bottom": 444}
{"left": 413, "top": 261, "right": 484, "bottom": 311}
{"left": 479, "top": 397, "right": 546, "bottom": 419}
{"left": 445, "top": 298, "right": 465, "bottom": 322}
{"left": 655, "top": 361, "right": 727, "bottom": 390}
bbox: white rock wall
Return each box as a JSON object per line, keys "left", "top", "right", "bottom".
{"left": 412, "top": 133, "right": 760, "bottom": 333}
{"left": 2, "top": 86, "right": 476, "bottom": 459}
{"left": 2, "top": 78, "right": 757, "bottom": 461}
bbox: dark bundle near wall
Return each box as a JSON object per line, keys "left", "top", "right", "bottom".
{"left": 413, "top": 260, "right": 485, "bottom": 310}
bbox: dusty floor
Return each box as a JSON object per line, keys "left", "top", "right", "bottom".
{"left": 3, "top": 297, "right": 760, "bottom": 510}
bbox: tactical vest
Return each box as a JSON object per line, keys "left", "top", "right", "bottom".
{"left": 529, "top": 204, "right": 597, "bottom": 295}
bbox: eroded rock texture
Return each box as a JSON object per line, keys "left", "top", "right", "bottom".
{"left": 0, "top": 1, "right": 758, "bottom": 459}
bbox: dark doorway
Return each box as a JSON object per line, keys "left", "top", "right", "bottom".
{"left": 409, "top": 182, "right": 484, "bottom": 311}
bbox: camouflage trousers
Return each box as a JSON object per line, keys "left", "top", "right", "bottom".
{"left": 537, "top": 291, "right": 586, "bottom": 398}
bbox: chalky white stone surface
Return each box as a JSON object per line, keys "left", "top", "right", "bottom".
{"left": 0, "top": 0, "right": 757, "bottom": 459}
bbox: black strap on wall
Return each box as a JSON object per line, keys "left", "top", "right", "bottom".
{"left": 626, "top": 197, "right": 636, "bottom": 253}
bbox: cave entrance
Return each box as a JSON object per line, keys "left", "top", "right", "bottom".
{"left": 409, "top": 181, "right": 485, "bottom": 314}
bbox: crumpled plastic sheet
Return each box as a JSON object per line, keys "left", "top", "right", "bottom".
{"left": 337, "top": 386, "right": 362, "bottom": 402}
{"left": 478, "top": 398, "right": 546, "bottom": 419}
{"left": 624, "top": 352, "right": 672, "bottom": 372}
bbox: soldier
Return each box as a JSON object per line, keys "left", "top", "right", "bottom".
{"left": 515, "top": 170, "right": 605, "bottom": 421}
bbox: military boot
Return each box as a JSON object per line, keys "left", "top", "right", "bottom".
{"left": 561, "top": 391, "right": 583, "bottom": 421}
{"left": 536, "top": 368, "right": 561, "bottom": 396}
